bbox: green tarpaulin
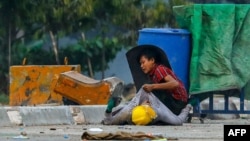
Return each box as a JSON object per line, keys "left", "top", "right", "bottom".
{"left": 173, "top": 4, "right": 250, "bottom": 99}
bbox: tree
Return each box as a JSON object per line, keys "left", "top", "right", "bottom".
{"left": 0, "top": 0, "right": 188, "bottom": 95}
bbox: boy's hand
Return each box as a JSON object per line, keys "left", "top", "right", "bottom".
{"left": 142, "top": 84, "right": 154, "bottom": 93}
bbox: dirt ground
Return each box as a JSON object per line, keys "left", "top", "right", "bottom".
{"left": 1, "top": 117, "right": 249, "bottom": 141}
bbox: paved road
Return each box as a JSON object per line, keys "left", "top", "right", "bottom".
{"left": 1, "top": 117, "right": 250, "bottom": 141}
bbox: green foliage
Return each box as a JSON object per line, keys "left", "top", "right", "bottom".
{"left": 0, "top": 93, "right": 9, "bottom": 105}
{"left": 11, "top": 41, "right": 56, "bottom": 65}
{"left": 145, "top": 0, "right": 171, "bottom": 27}
{"left": 61, "top": 37, "right": 121, "bottom": 73}
{"left": 0, "top": 0, "right": 191, "bottom": 94}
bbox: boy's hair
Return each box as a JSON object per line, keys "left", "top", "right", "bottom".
{"left": 137, "top": 48, "right": 161, "bottom": 64}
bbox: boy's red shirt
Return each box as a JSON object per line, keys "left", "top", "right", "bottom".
{"left": 149, "top": 64, "right": 188, "bottom": 102}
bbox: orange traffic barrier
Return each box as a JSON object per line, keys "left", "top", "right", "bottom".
{"left": 54, "top": 71, "right": 111, "bottom": 105}
{"left": 9, "top": 65, "right": 81, "bottom": 106}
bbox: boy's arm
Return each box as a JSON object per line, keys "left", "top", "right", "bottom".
{"left": 142, "top": 75, "right": 179, "bottom": 92}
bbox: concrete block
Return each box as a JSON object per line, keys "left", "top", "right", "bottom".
{"left": 80, "top": 105, "right": 106, "bottom": 124}
{"left": 5, "top": 107, "right": 22, "bottom": 125}
{"left": 20, "top": 106, "right": 74, "bottom": 126}
{"left": 0, "top": 107, "right": 12, "bottom": 127}
{"left": 70, "top": 106, "right": 85, "bottom": 125}
{"left": 104, "top": 77, "right": 124, "bottom": 97}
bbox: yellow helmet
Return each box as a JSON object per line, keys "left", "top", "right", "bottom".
{"left": 132, "top": 104, "right": 157, "bottom": 125}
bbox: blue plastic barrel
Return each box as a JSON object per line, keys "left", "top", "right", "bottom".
{"left": 138, "top": 28, "right": 191, "bottom": 91}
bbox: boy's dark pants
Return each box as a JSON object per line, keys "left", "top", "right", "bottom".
{"left": 153, "top": 90, "right": 187, "bottom": 115}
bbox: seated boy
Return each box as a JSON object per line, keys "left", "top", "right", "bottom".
{"left": 102, "top": 45, "right": 193, "bottom": 125}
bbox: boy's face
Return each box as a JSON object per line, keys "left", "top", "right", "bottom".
{"left": 139, "top": 55, "right": 155, "bottom": 74}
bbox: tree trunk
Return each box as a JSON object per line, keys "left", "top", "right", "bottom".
{"left": 81, "top": 33, "right": 94, "bottom": 78}
{"left": 101, "top": 43, "right": 105, "bottom": 79}
{"left": 49, "top": 31, "right": 60, "bottom": 65}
